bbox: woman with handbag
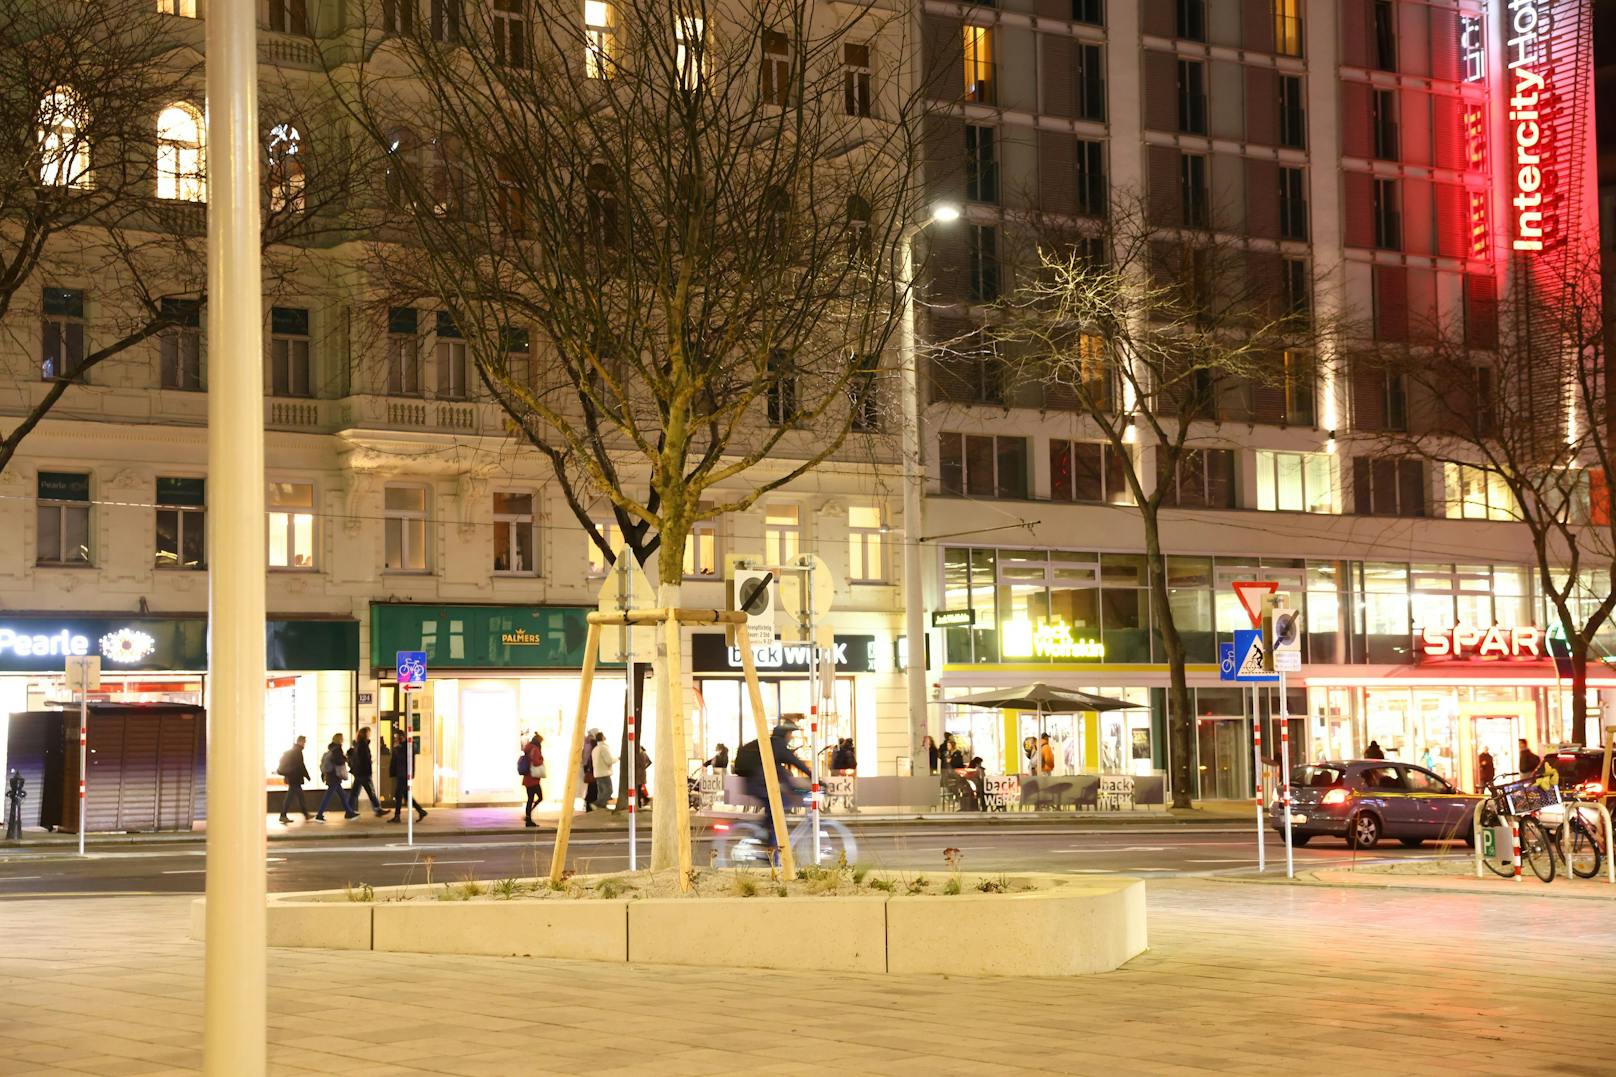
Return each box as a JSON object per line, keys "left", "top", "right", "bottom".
{"left": 521, "top": 733, "right": 546, "bottom": 828}
{"left": 315, "top": 733, "right": 357, "bottom": 821}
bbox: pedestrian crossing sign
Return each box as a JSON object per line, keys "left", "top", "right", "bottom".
{"left": 1232, "top": 629, "right": 1279, "bottom": 683}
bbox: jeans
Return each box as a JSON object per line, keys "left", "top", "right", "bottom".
{"left": 316, "top": 783, "right": 351, "bottom": 817}
{"left": 349, "top": 775, "right": 381, "bottom": 812}
{"left": 594, "top": 776, "right": 614, "bottom": 810}
{"left": 390, "top": 777, "right": 423, "bottom": 819}
{"left": 524, "top": 784, "right": 543, "bottom": 820}
{"left": 280, "top": 783, "right": 309, "bottom": 820}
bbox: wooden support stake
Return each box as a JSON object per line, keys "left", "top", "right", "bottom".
{"left": 739, "top": 638, "right": 796, "bottom": 878}
{"left": 549, "top": 621, "right": 602, "bottom": 884}
{"left": 663, "top": 612, "right": 695, "bottom": 891}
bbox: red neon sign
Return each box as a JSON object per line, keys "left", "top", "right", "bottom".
{"left": 1420, "top": 624, "right": 1543, "bottom": 660}
{"left": 1506, "top": 0, "right": 1550, "bottom": 253}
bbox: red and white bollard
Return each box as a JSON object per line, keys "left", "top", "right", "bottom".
{"left": 1252, "top": 714, "right": 1265, "bottom": 872}
{"left": 1510, "top": 818, "right": 1521, "bottom": 882}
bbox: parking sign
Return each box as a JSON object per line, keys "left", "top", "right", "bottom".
{"left": 396, "top": 650, "right": 427, "bottom": 689}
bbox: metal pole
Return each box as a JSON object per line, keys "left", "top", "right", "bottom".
{"left": 202, "top": 0, "right": 267, "bottom": 1064}
{"left": 1251, "top": 684, "right": 1263, "bottom": 873}
{"left": 1280, "top": 675, "right": 1293, "bottom": 879}
{"left": 77, "top": 690, "right": 86, "bottom": 858}
{"left": 405, "top": 691, "right": 414, "bottom": 848}
{"left": 899, "top": 232, "right": 929, "bottom": 765}
{"left": 808, "top": 566, "right": 821, "bottom": 865}
{"left": 627, "top": 670, "right": 636, "bottom": 872}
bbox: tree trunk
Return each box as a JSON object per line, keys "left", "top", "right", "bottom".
{"left": 1571, "top": 645, "right": 1590, "bottom": 746}
{"left": 1142, "top": 519, "right": 1194, "bottom": 809}
{"left": 649, "top": 578, "right": 682, "bottom": 871}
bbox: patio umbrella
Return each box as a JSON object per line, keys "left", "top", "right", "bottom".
{"left": 939, "top": 683, "right": 1143, "bottom": 714}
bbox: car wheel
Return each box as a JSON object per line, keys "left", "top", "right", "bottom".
{"left": 1286, "top": 832, "right": 1311, "bottom": 847}
{"left": 1347, "top": 812, "right": 1381, "bottom": 850}
{"left": 1398, "top": 838, "right": 1424, "bottom": 848}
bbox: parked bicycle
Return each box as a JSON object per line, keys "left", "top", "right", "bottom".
{"left": 1538, "top": 790, "right": 1607, "bottom": 880}
{"left": 1478, "top": 774, "right": 1558, "bottom": 883}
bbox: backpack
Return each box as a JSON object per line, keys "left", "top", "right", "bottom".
{"left": 732, "top": 739, "right": 760, "bottom": 779}
{"left": 277, "top": 749, "right": 298, "bottom": 779}
{"left": 518, "top": 750, "right": 532, "bottom": 777}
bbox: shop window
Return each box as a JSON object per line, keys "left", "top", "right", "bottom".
{"left": 764, "top": 504, "right": 801, "bottom": 564}
{"left": 684, "top": 515, "right": 719, "bottom": 577}
{"left": 939, "top": 433, "right": 1028, "bottom": 500}
{"left": 435, "top": 311, "right": 467, "bottom": 400}
{"left": 384, "top": 484, "right": 429, "bottom": 572}
{"left": 156, "top": 477, "right": 206, "bottom": 569}
{"left": 1159, "top": 448, "right": 1235, "bottom": 509}
{"left": 1255, "top": 451, "right": 1337, "bottom": 513}
{"left": 585, "top": 518, "right": 621, "bottom": 577}
{"left": 848, "top": 505, "right": 885, "bottom": 582}
{"left": 1360, "top": 561, "right": 1411, "bottom": 664}
{"left": 159, "top": 298, "right": 202, "bottom": 390}
{"left": 268, "top": 481, "right": 316, "bottom": 569}
{"left": 493, "top": 492, "right": 537, "bottom": 574}
{"left": 387, "top": 307, "right": 421, "bottom": 396}
{"left": 270, "top": 306, "right": 311, "bottom": 397}
{"left": 1049, "top": 439, "right": 1130, "bottom": 504}
{"left": 36, "top": 471, "right": 91, "bottom": 565}
{"left": 42, "top": 288, "right": 86, "bottom": 381}
{"left": 1443, "top": 463, "right": 1515, "bottom": 521}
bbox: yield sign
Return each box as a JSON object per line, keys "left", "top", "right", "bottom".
{"left": 1231, "top": 581, "right": 1278, "bottom": 630}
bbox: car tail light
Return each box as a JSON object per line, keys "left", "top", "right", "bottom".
{"left": 1580, "top": 782, "right": 1604, "bottom": 796}
{"left": 713, "top": 822, "right": 730, "bottom": 832}
{"left": 1321, "top": 788, "right": 1350, "bottom": 806}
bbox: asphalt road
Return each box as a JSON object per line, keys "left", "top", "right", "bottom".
{"left": 0, "top": 822, "right": 1469, "bottom": 896}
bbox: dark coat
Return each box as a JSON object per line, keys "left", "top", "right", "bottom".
{"left": 389, "top": 743, "right": 412, "bottom": 781}
{"left": 278, "top": 747, "right": 310, "bottom": 787}
{"left": 349, "top": 738, "right": 374, "bottom": 779}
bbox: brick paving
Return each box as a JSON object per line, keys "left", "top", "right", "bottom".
{"left": 2, "top": 878, "right": 1613, "bottom": 1075}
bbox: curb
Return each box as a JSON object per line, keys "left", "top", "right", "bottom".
{"left": 1219, "top": 866, "right": 1616, "bottom": 902}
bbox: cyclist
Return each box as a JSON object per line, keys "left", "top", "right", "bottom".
{"left": 735, "top": 720, "right": 811, "bottom": 862}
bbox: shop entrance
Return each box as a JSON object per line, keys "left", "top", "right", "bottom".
{"left": 1194, "top": 717, "right": 1250, "bottom": 800}
{"left": 378, "top": 682, "right": 435, "bottom": 803}
{"left": 1457, "top": 701, "right": 1531, "bottom": 792}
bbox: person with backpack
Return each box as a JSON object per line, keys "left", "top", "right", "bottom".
{"left": 277, "top": 736, "right": 312, "bottom": 824}
{"left": 734, "top": 720, "right": 811, "bottom": 861}
{"left": 315, "top": 733, "right": 357, "bottom": 821}
{"left": 520, "top": 733, "right": 545, "bottom": 827}
{"left": 348, "top": 726, "right": 383, "bottom": 816}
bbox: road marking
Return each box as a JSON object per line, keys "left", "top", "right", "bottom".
{"left": 1184, "top": 858, "right": 1255, "bottom": 864}
{"left": 161, "top": 869, "right": 207, "bottom": 875}
{"left": 381, "top": 858, "right": 485, "bottom": 867}
{"left": 0, "top": 876, "right": 42, "bottom": 881}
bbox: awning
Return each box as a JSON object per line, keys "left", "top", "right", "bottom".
{"left": 1306, "top": 661, "right": 1616, "bottom": 690}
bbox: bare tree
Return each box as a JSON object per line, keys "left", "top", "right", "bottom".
{"left": 984, "top": 199, "right": 1314, "bottom": 808}
{"left": 1355, "top": 251, "right": 1612, "bottom": 746}
{"left": 336, "top": 0, "right": 931, "bottom": 865}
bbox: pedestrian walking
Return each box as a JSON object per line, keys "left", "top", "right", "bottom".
{"left": 520, "top": 733, "right": 545, "bottom": 828}
{"left": 922, "top": 735, "right": 939, "bottom": 775}
{"left": 348, "top": 726, "right": 384, "bottom": 816}
{"left": 1518, "top": 738, "right": 1541, "bottom": 776}
{"left": 388, "top": 729, "right": 427, "bottom": 823}
{"left": 591, "top": 730, "right": 617, "bottom": 812}
{"left": 1364, "top": 740, "right": 1386, "bottom": 760}
{"left": 634, "top": 743, "right": 651, "bottom": 807}
{"left": 277, "top": 735, "right": 312, "bottom": 823}
{"left": 1478, "top": 748, "right": 1495, "bottom": 789}
{"left": 315, "top": 734, "right": 357, "bottom": 821}
{"left": 581, "top": 732, "right": 597, "bottom": 811}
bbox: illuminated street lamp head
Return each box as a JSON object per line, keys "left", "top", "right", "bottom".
{"left": 929, "top": 203, "right": 961, "bottom": 224}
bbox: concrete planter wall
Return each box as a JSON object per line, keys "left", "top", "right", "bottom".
{"left": 190, "top": 874, "right": 1146, "bottom": 977}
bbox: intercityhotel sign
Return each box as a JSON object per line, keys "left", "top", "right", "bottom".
{"left": 1504, "top": 0, "right": 1560, "bottom": 254}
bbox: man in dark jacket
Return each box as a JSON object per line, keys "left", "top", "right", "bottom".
{"left": 277, "top": 736, "right": 311, "bottom": 824}
{"left": 1519, "top": 739, "right": 1541, "bottom": 776}
{"left": 348, "top": 726, "right": 383, "bottom": 816}
{"left": 739, "top": 722, "right": 811, "bottom": 861}
{"left": 388, "top": 729, "right": 427, "bottom": 823}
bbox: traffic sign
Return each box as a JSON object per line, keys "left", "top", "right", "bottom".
{"left": 396, "top": 650, "right": 427, "bottom": 689}
{"left": 1232, "top": 581, "right": 1278, "bottom": 629}
{"left": 65, "top": 655, "right": 101, "bottom": 692}
{"left": 596, "top": 540, "right": 655, "bottom": 662}
{"left": 1218, "top": 642, "right": 1237, "bottom": 681}
{"left": 1232, "top": 630, "right": 1279, "bottom": 682}
{"left": 732, "top": 568, "right": 775, "bottom": 647}
{"left": 1262, "top": 592, "right": 1302, "bottom": 673}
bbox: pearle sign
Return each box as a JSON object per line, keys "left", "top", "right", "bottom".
{"left": 0, "top": 627, "right": 91, "bottom": 658}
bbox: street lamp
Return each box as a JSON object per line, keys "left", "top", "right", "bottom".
{"left": 899, "top": 202, "right": 958, "bottom": 770}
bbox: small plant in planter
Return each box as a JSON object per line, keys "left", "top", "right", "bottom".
{"left": 868, "top": 877, "right": 895, "bottom": 893}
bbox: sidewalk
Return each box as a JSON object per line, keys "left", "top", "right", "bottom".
{"left": 1298, "top": 861, "right": 1616, "bottom": 901}
{"left": 2, "top": 799, "right": 1259, "bottom": 848}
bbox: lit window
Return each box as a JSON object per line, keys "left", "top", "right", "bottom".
{"left": 157, "top": 103, "right": 206, "bottom": 202}
{"left": 493, "top": 492, "right": 537, "bottom": 574}
{"left": 155, "top": 477, "right": 206, "bottom": 569}
{"left": 584, "top": 0, "right": 617, "bottom": 78}
{"left": 268, "top": 482, "right": 316, "bottom": 569}
{"left": 684, "top": 515, "right": 719, "bottom": 576}
{"left": 764, "top": 505, "right": 801, "bottom": 565}
{"left": 37, "top": 472, "right": 91, "bottom": 565}
{"left": 1255, "top": 451, "right": 1337, "bottom": 513}
{"left": 1274, "top": 0, "right": 1303, "bottom": 57}
{"left": 384, "top": 485, "right": 429, "bottom": 572}
{"left": 157, "top": 0, "right": 197, "bottom": 16}
{"left": 267, "top": 123, "right": 304, "bottom": 214}
{"left": 1443, "top": 463, "right": 1516, "bottom": 521}
{"left": 848, "top": 505, "right": 885, "bottom": 582}
{"left": 676, "top": 16, "right": 705, "bottom": 90}
{"left": 586, "top": 518, "right": 621, "bottom": 576}
{"left": 37, "top": 88, "right": 91, "bottom": 188}
{"left": 963, "top": 25, "right": 993, "bottom": 103}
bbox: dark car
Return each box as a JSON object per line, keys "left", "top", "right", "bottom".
{"left": 1528, "top": 746, "right": 1614, "bottom": 797}
{"left": 1269, "top": 759, "right": 1481, "bottom": 849}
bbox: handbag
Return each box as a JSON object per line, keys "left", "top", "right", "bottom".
{"left": 536, "top": 763, "right": 547, "bottom": 780}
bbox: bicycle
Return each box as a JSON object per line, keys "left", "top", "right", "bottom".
{"left": 709, "top": 809, "right": 859, "bottom": 868}
{"left": 1539, "top": 792, "right": 1607, "bottom": 880}
{"left": 1478, "top": 775, "right": 1557, "bottom": 883}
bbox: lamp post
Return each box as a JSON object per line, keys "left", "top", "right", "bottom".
{"left": 899, "top": 203, "right": 959, "bottom": 769}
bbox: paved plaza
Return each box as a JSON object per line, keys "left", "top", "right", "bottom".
{"left": 2, "top": 878, "right": 1613, "bottom": 1076}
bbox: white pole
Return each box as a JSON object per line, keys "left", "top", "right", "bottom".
{"left": 899, "top": 232, "right": 929, "bottom": 762}
{"left": 811, "top": 569, "right": 822, "bottom": 865}
{"left": 77, "top": 690, "right": 86, "bottom": 858}
{"left": 1280, "top": 675, "right": 1293, "bottom": 879}
{"left": 201, "top": 0, "right": 267, "bottom": 1065}
{"left": 1251, "top": 684, "right": 1263, "bottom": 873}
{"left": 405, "top": 692, "right": 414, "bottom": 848}
{"left": 627, "top": 664, "right": 637, "bottom": 872}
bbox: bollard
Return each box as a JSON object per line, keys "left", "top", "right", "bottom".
{"left": 1510, "top": 818, "right": 1521, "bottom": 882}
{"left": 4, "top": 770, "right": 24, "bottom": 841}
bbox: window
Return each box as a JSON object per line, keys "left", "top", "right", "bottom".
{"left": 502, "top": 326, "right": 532, "bottom": 388}
{"left": 266, "top": 123, "right": 304, "bottom": 214}
{"left": 1049, "top": 440, "right": 1130, "bottom": 504}
{"left": 37, "top": 88, "right": 91, "bottom": 188}
{"left": 1279, "top": 167, "right": 1308, "bottom": 241}
{"left": 965, "top": 125, "right": 998, "bottom": 203}
{"left": 1353, "top": 457, "right": 1425, "bottom": 516}
{"left": 684, "top": 515, "right": 718, "bottom": 576}
{"left": 967, "top": 224, "right": 999, "bottom": 301}
{"left": 1372, "top": 89, "right": 1398, "bottom": 160}
{"left": 36, "top": 472, "right": 90, "bottom": 565}
{"left": 267, "top": 0, "right": 307, "bottom": 35}
{"left": 1443, "top": 464, "right": 1515, "bottom": 521}
{"left": 1159, "top": 448, "right": 1235, "bottom": 508}
{"left": 430, "top": 0, "right": 461, "bottom": 42}
{"left": 1075, "top": 332, "right": 1112, "bottom": 410}
{"left": 41, "top": 288, "right": 85, "bottom": 381}
{"left": 1372, "top": 0, "right": 1397, "bottom": 71}
{"left": 268, "top": 482, "right": 316, "bottom": 569}
{"left": 1373, "top": 178, "right": 1400, "bottom": 250}
{"left": 1073, "top": 0, "right": 1103, "bottom": 24}
{"left": 155, "top": 477, "right": 206, "bottom": 569}
{"left": 1074, "top": 44, "right": 1106, "bottom": 121}
{"left": 963, "top": 25, "right": 993, "bottom": 104}
{"left": 760, "top": 30, "right": 793, "bottom": 106}
{"left": 676, "top": 16, "right": 705, "bottom": 90}
{"left": 1283, "top": 259, "right": 1311, "bottom": 319}
{"left": 849, "top": 352, "right": 880, "bottom": 431}
{"left": 1180, "top": 153, "right": 1208, "bottom": 228}
{"left": 585, "top": 162, "right": 620, "bottom": 247}
{"left": 384, "top": 485, "right": 428, "bottom": 571}
{"left": 159, "top": 299, "right": 202, "bottom": 390}
{"left": 269, "top": 307, "right": 311, "bottom": 397}
{"left": 493, "top": 0, "right": 527, "bottom": 66}
{"left": 1274, "top": 0, "right": 1303, "bottom": 56}
{"left": 1255, "top": 451, "right": 1337, "bottom": 513}
{"left": 1279, "top": 348, "right": 1315, "bottom": 423}
{"left": 764, "top": 505, "right": 801, "bottom": 564}
{"left": 584, "top": 519, "right": 621, "bottom": 576}
{"left": 383, "top": 0, "right": 413, "bottom": 33}
{"left": 766, "top": 349, "right": 798, "bottom": 425}
{"left": 1177, "top": 0, "right": 1206, "bottom": 41}
{"left": 158, "top": 0, "right": 197, "bottom": 16}
{"left": 848, "top": 505, "right": 886, "bottom": 582}
{"left": 1177, "top": 60, "right": 1206, "bottom": 135}
{"left": 435, "top": 311, "right": 467, "bottom": 400}
{"left": 1279, "top": 76, "right": 1306, "bottom": 149}
{"left": 843, "top": 43, "right": 872, "bottom": 117}
{"left": 939, "top": 433, "right": 1028, "bottom": 499}
{"left": 493, "top": 492, "right": 537, "bottom": 573}
{"left": 156, "top": 103, "right": 205, "bottom": 202}
{"left": 387, "top": 307, "right": 420, "bottom": 396}
{"left": 1075, "top": 140, "right": 1107, "bottom": 217}
{"left": 1383, "top": 369, "right": 1408, "bottom": 431}
{"left": 584, "top": 0, "right": 616, "bottom": 78}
